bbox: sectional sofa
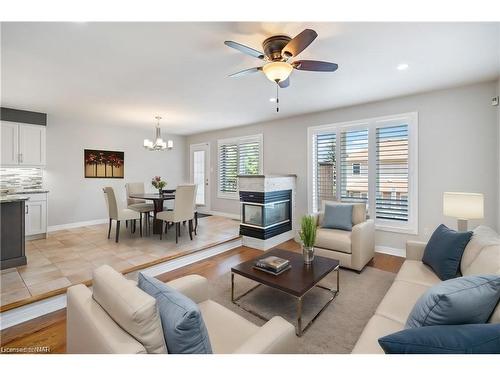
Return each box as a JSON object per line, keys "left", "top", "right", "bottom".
{"left": 352, "top": 225, "right": 500, "bottom": 353}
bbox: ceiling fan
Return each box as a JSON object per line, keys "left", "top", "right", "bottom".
{"left": 225, "top": 29, "right": 338, "bottom": 91}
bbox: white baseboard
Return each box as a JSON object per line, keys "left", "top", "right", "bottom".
{"left": 47, "top": 218, "right": 108, "bottom": 232}
{"left": 207, "top": 210, "right": 240, "bottom": 220}
{"left": 375, "top": 245, "right": 406, "bottom": 258}
{"left": 242, "top": 230, "right": 296, "bottom": 251}
{"left": 0, "top": 238, "right": 242, "bottom": 330}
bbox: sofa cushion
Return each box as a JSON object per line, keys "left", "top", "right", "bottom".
{"left": 395, "top": 260, "right": 441, "bottom": 287}
{"left": 198, "top": 300, "right": 258, "bottom": 354}
{"left": 461, "top": 226, "right": 500, "bottom": 275}
{"left": 378, "top": 324, "right": 500, "bottom": 354}
{"left": 406, "top": 275, "right": 500, "bottom": 329}
{"left": 315, "top": 228, "right": 352, "bottom": 254}
{"left": 351, "top": 315, "right": 404, "bottom": 354}
{"left": 322, "top": 203, "right": 353, "bottom": 231}
{"left": 375, "top": 280, "right": 429, "bottom": 324}
{"left": 422, "top": 224, "right": 473, "bottom": 280}
{"left": 92, "top": 265, "right": 167, "bottom": 354}
{"left": 138, "top": 273, "right": 212, "bottom": 354}
{"left": 319, "top": 200, "right": 366, "bottom": 226}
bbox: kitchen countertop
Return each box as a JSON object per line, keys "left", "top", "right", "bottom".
{"left": 0, "top": 189, "right": 49, "bottom": 194}
{"left": 0, "top": 195, "right": 30, "bottom": 203}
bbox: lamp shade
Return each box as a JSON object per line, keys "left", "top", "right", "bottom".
{"left": 443, "top": 192, "right": 484, "bottom": 219}
{"left": 262, "top": 62, "right": 293, "bottom": 83}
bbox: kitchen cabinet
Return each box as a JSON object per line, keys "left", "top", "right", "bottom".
{"left": 24, "top": 193, "right": 48, "bottom": 238}
{"left": 1, "top": 198, "right": 27, "bottom": 270}
{"left": 0, "top": 121, "right": 46, "bottom": 166}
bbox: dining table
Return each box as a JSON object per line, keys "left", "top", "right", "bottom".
{"left": 129, "top": 190, "right": 176, "bottom": 235}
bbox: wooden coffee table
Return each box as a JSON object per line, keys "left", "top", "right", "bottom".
{"left": 231, "top": 248, "right": 340, "bottom": 336}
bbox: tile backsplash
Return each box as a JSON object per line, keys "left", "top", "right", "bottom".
{"left": 0, "top": 168, "right": 44, "bottom": 190}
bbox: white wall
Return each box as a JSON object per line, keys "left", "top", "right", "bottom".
{"left": 46, "top": 114, "right": 187, "bottom": 227}
{"left": 187, "top": 80, "right": 499, "bottom": 250}
{"left": 498, "top": 77, "right": 500, "bottom": 232}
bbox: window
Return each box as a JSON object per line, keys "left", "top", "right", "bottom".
{"left": 308, "top": 112, "right": 418, "bottom": 234}
{"left": 218, "top": 134, "right": 263, "bottom": 199}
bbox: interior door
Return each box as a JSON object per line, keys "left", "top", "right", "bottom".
{"left": 190, "top": 143, "right": 210, "bottom": 212}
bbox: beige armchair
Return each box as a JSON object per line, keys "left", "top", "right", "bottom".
{"left": 313, "top": 201, "right": 375, "bottom": 272}
{"left": 67, "top": 265, "right": 296, "bottom": 354}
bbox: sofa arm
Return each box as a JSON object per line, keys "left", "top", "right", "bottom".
{"left": 406, "top": 241, "right": 427, "bottom": 261}
{"left": 350, "top": 219, "right": 375, "bottom": 271}
{"left": 232, "top": 316, "right": 296, "bottom": 354}
{"left": 166, "top": 274, "right": 209, "bottom": 304}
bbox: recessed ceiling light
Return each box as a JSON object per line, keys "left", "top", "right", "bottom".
{"left": 269, "top": 98, "right": 276, "bottom": 102}
{"left": 397, "top": 63, "right": 409, "bottom": 71}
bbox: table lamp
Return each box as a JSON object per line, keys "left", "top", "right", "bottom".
{"left": 443, "top": 192, "right": 484, "bottom": 231}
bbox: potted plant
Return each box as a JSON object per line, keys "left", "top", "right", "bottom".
{"left": 299, "top": 215, "right": 317, "bottom": 265}
{"left": 151, "top": 176, "right": 167, "bottom": 195}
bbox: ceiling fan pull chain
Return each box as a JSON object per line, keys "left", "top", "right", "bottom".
{"left": 276, "top": 83, "right": 280, "bottom": 112}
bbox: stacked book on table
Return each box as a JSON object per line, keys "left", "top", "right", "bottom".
{"left": 254, "top": 256, "right": 291, "bottom": 275}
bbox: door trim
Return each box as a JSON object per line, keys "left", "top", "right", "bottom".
{"left": 189, "top": 142, "right": 211, "bottom": 212}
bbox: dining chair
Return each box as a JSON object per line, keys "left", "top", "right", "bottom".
{"left": 103, "top": 187, "right": 142, "bottom": 242}
{"left": 125, "top": 182, "right": 154, "bottom": 234}
{"left": 156, "top": 184, "right": 196, "bottom": 243}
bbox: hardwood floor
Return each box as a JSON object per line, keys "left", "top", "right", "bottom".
{"left": 0, "top": 241, "right": 404, "bottom": 354}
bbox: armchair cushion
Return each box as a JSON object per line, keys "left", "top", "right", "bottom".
{"left": 315, "top": 228, "right": 352, "bottom": 254}
{"left": 92, "top": 265, "right": 167, "bottom": 354}
{"left": 322, "top": 203, "right": 353, "bottom": 231}
{"left": 138, "top": 273, "right": 212, "bottom": 354}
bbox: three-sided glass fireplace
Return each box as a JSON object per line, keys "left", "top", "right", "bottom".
{"left": 239, "top": 190, "right": 292, "bottom": 239}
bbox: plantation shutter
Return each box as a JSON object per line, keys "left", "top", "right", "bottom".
{"left": 376, "top": 124, "right": 409, "bottom": 221}
{"left": 239, "top": 139, "right": 261, "bottom": 175}
{"left": 340, "top": 129, "right": 369, "bottom": 202}
{"left": 314, "top": 132, "right": 336, "bottom": 210}
{"left": 218, "top": 143, "right": 238, "bottom": 194}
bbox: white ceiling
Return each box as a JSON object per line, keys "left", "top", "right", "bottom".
{"left": 1, "top": 22, "right": 499, "bottom": 135}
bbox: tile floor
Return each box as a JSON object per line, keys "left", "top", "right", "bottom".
{"left": 0, "top": 215, "right": 239, "bottom": 310}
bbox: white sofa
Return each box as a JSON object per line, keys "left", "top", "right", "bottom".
{"left": 352, "top": 225, "right": 500, "bottom": 353}
{"left": 314, "top": 201, "right": 375, "bottom": 271}
{"left": 67, "top": 266, "right": 296, "bottom": 354}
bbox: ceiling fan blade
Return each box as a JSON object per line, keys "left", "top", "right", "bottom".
{"left": 228, "top": 67, "right": 262, "bottom": 78}
{"left": 282, "top": 29, "right": 318, "bottom": 58}
{"left": 278, "top": 77, "right": 290, "bottom": 88}
{"left": 293, "top": 60, "right": 338, "bottom": 72}
{"left": 224, "top": 41, "right": 265, "bottom": 60}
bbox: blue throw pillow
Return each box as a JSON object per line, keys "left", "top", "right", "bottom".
{"left": 138, "top": 273, "right": 212, "bottom": 354}
{"left": 322, "top": 203, "right": 353, "bottom": 231}
{"left": 379, "top": 324, "right": 500, "bottom": 354}
{"left": 422, "top": 224, "right": 473, "bottom": 280}
{"left": 406, "top": 275, "right": 500, "bottom": 329}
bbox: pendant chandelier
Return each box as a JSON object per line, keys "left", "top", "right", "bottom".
{"left": 143, "top": 116, "right": 173, "bottom": 151}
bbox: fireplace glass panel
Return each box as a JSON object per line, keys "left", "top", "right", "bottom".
{"left": 264, "top": 201, "right": 289, "bottom": 227}
{"left": 242, "top": 201, "right": 290, "bottom": 228}
{"left": 242, "top": 204, "right": 263, "bottom": 227}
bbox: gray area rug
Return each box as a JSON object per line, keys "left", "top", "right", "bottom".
{"left": 209, "top": 267, "right": 395, "bottom": 353}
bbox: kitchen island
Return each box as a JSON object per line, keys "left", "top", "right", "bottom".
{"left": 1, "top": 195, "right": 28, "bottom": 269}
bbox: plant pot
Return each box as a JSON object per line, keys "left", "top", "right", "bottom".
{"left": 158, "top": 189, "right": 163, "bottom": 195}
{"left": 303, "top": 246, "right": 314, "bottom": 265}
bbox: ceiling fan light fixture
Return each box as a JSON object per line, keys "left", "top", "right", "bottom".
{"left": 262, "top": 62, "right": 293, "bottom": 83}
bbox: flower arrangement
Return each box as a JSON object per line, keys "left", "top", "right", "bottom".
{"left": 151, "top": 176, "right": 167, "bottom": 193}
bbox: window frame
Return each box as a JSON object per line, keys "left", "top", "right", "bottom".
{"left": 307, "top": 112, "right": 418, "bottom": 234}
{"left": 217, "top": 134, "right": 263, "bottom": 200}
